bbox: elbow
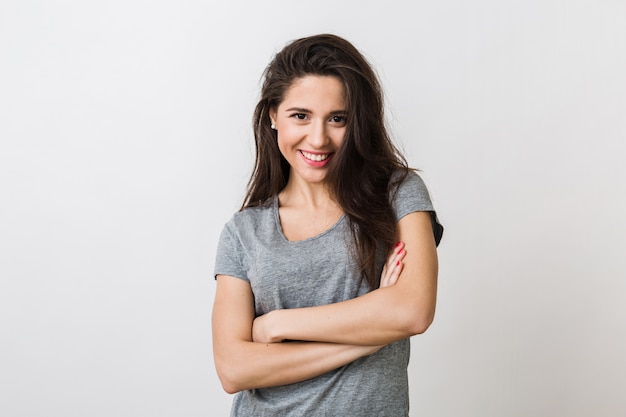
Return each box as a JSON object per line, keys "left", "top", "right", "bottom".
{"left": 219, "top": 376, "right": 240, "bottom": 395}
{"left": 217, "top": 370, "right": 243, "bottom": 394}
{"left": 215, "top": 359, "right": 246, "bottom": 394}
{"left": 214, "top": 340, "right": 263, "bottom": 394}
{"left": 401, "top": 305, "right": 435, "bottom": 336}
{"left": 407, "top": 315, "right": 434, "bottom": 335}
{"left": 392, "top": 287, "right": 436, "bottom": 337}
{"left": 223, "top": 384, "right": 241, "bottom": 395}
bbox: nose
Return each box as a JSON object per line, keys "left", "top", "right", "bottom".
{"left": 308, "top": 119, "right": 330, "bottom": 149}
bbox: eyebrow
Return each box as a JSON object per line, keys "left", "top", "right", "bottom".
{"left": 284, "top": 107, "right": 347, "bottom": 115}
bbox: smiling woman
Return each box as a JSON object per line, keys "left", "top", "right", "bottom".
{"left": 212, "top": 34, "right": 443, "bottom": 416}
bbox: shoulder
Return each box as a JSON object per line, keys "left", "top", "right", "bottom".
{"left": 227, "top": 198, "right": 275, "bottom": 229}
{"left": 390, "top": 170, "right": 433, "bottom": 210}
{"left": 214, "top": 199, "right": 276, "bottom": 280}
{"left": 390, "top": 169, "right": 444, "bottom": 245}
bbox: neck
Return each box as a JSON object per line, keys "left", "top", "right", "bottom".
{"left": 279, "top": 176, "right": 335, "bottom": 209}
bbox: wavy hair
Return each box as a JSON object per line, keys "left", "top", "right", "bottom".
{"left": 243, "top": 34, "right": 410, "bottom": 288}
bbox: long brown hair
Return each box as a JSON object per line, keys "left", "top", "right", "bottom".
{"left": 243, "top": 34, "right": 409, "bottom": 288}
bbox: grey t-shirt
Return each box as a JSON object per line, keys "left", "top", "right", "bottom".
{"left": 214, "top": 171, "right": 442, "bottom": 417}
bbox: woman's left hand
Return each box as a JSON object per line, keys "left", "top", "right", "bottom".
{"left": 379, "top": 242, "right": 406, "bottom": 288}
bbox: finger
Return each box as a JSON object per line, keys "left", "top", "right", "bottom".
{"left": 380, "top": 265, "right": 388, "bottom": 287}
{"left": 387, "top": 242, "right": 404, "bottom": 268}
{"left": 381, "top": 260, "right": 401, "bottom": 288}
{"left": 387, "top": 247, "right": 406, "bottom": 272}
{"left": 387, "top": 259, "right": 404, "bottom": 286}
{"left": 380, "top": 244, "right": 406, "bottom": 288}
{"left": 380, "top": 242, "right": 402, "bottom": 286}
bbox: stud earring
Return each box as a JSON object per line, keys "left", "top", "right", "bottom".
{"left": 270, "top": 123, "right": 276, "bottom": 130}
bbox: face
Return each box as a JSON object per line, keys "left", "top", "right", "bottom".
{"left": 270, "top": 75, "right": 347, "bottom": 186}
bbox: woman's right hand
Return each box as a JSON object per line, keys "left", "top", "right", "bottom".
{"left": 379, "top": 242, "right": 406, "bottom": 288}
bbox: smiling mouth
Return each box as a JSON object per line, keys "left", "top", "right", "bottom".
{"left": 300, "top": 151, "right": 331, "bottom": 162}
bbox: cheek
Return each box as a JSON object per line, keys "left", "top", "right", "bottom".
{"left": 332, "top": 128, "right": 347, "bottom": 147}
{"left": 276, "top": 125, "right": 301, "bottom": 147}
{"left": 276, "top": 133, "right": 295, "bottom": 160}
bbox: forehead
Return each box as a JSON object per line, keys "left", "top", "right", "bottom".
{"left": 279, "top": 75, "right": 346, "bottom": 109}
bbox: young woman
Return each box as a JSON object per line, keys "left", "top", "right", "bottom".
{"left": 212, "top": 34, "right": 443, "bottom": 416}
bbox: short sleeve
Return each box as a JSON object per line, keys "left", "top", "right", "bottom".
{"left": 213, "top": 218, "right": 249, "bottom": 281}
{"left": 392, "top": 171, "right": 444, "bottom": 246}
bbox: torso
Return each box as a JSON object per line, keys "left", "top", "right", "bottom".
{"left": 215, "top": 170, "right": 436, "bottom": 417}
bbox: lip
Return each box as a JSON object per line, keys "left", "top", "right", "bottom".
{"left": 299, "top": 150, "right": 333, "bottom": 167}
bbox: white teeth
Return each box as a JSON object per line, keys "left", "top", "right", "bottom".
{"left": 301, "top": 151, "right": 329, "bottom": 162}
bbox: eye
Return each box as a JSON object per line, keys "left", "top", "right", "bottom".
{"left": 330, "top": 115, "right": 347, "bottom": 124}
{"left": 290, "top": 113, "right": 308, "bottom": 120}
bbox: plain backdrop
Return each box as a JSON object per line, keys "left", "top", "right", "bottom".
{"left": 1, "top": 1, "right": 625, "bottom": 416}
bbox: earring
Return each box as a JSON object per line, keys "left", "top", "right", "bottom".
{"left": 271, "top": 123, "right": 276, "bottom": 130}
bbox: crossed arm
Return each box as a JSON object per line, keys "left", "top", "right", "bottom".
{"left": 212, "top": 211, "right": 438, "bottom": 393}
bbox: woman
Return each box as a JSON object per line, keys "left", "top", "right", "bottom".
{"left": 213, "top": 34, "right": 443, "bottom": 416}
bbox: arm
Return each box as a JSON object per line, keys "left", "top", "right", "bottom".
{"left": 212, "top": 274, "right": 383, "bottom": 394}
{"left": 252, "top": 211, "right": 438, "bottom": 346}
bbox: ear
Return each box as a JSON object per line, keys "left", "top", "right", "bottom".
{"left": 269, "top": 108, "right": 277, "bottom": 127}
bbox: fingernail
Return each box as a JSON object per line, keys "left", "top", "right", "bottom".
{"left": 396, "top": 260, "right": 401, "bottom": 266}
{"left": 398, "top": 249, "right": 404, "bottom": 255}
{"left": 395, "top": 242, "right": 402, "bottom": 248}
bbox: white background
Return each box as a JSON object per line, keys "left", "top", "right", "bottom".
{"left": 1, "top": 1, "right": 625, "bottom": 416}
